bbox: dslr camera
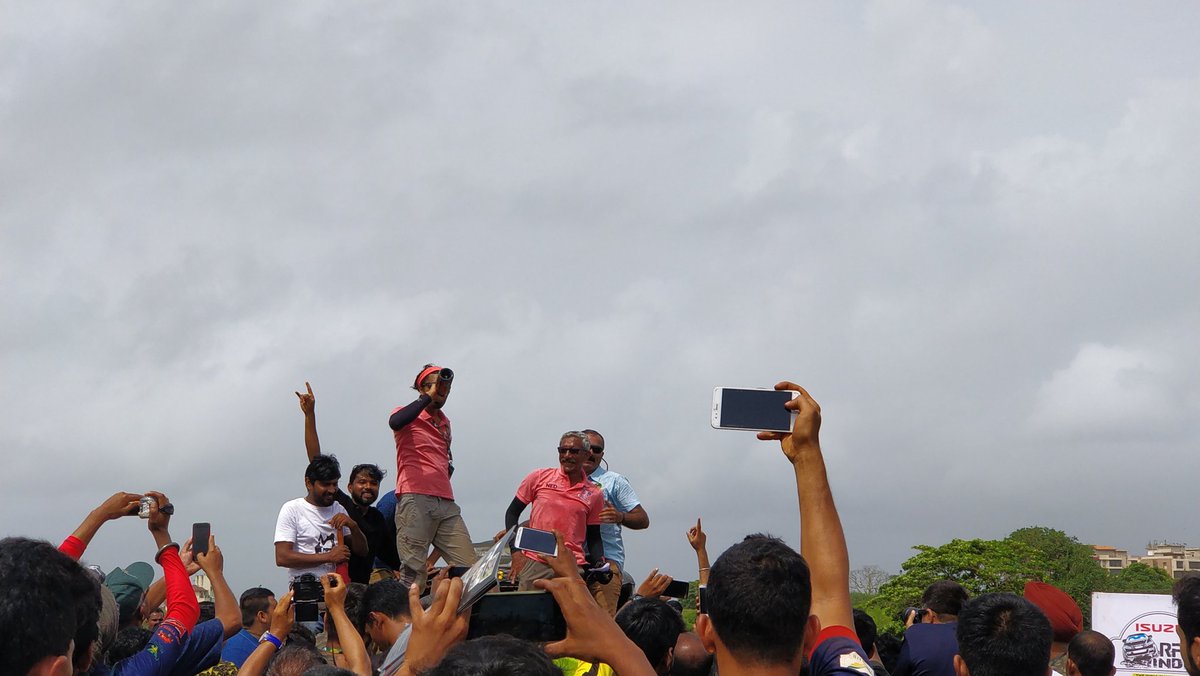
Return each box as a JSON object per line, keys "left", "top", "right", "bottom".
{"left": 902, "top": 607, "right": 925, "bottom": 625}
{"left": 292, "top": 573, "right": 325, "bottom": 623}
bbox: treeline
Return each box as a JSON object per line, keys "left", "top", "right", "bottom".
{"left": 853, "top": 526, "right": 1176, "bottom": 633}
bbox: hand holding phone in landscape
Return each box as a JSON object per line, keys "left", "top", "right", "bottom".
{"left": 711, "top": 387, "right": 800, "bottom": 432}
{"left": 541, "top": 530, "right": 581, "bottom": 580}
{"left": 637, "top": 568, "right": 674, "bottom": 598}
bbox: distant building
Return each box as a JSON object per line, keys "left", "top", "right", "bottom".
{"left": 1093, "top": 545, "right": 1131, "bottom": 572}
{"left": 192, "top": 571, "right": 214, "bottom": 602}
{"left": 1092, "top": 542, "right": 1200, "bottom": 580}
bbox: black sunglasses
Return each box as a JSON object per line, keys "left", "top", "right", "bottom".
{"left": 557, "top": 447, "right": 585, "bottom": 455}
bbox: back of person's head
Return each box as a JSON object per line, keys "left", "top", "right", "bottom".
{"left": 956, "top": 593, "right": 1051, "bottom": 676}
{"left": 301, "top": 666, "right": 354, "bottom": 676}
{"left": 671, "top": 631, "right": 713, "bottom": 676}
{"left": 343, "top": 582, "right": 368, "bottom": 630}
{"left": 616, "top": 597, "right": 686, "bottom": 672}
{"left": 0, "top": 537, "right": 103, "bottom": 675}
{"left": 240, "top": 587, "right": 275, "bottom": 628}
{"left": 305, "top": 454, "right": 341, "bottom": 483}
{"left": 853, "top": 608, "right": 878, "bottom": 657}
{"left": 267, "top": 644, "right": 325, "bottom": 676}
{"left": 705, "top": 534, "right": 812, "bottom": 666}
{"left": 1067, "top": 630, "right": 1115, "bottom": 676}
{"left": 198, "top": 600, "right": 216, "bottom": 623}
{"left": 108, "top": 626, "right": 153, "bottom": 663}
{"left": 358, "top": 579, "right": 411, "bottom": 627}
{"left": 876, "top": 632, "right": 903, "bottom": 673}
{"left": 922, "top": 580, "right": 970, "bottom": 619}
{"left": 1174, "top": 575, "right": 1200, "bottom": 645}
{"left": 94, "top": 585, "right": 121, "bottom": 668}
{"left": 287, "top": 625, "right": 318, "bottom": 650}
{"left": 423, "top": 635, "right": 560, "bottom": 676}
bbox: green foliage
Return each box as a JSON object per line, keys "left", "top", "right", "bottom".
{"left": 1105, "top": 562, "right": 1175, "bottom": 594}
{"left": 870, "top": 538, "right": 1049, "bottom": 633}
{"left": 1006, "top": 526, "right": 1109, "bottom": 624}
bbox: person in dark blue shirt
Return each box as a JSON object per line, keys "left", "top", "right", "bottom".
{"left": 894, "top": 581, "right": 970, "bottom": 676}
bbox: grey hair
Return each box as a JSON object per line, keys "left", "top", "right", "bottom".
{"left": 559, "top": 431, "right": 592, "bottom": 452}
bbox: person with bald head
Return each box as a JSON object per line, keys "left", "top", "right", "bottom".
{"left": 1024, "top": 581, "right": 1083, "bottom": 675}
{"left": 1066, "top": 630, "right": 1115, "bottom": 676}
{"left": 671, "top": 632, "right": 713, "bottom": 676}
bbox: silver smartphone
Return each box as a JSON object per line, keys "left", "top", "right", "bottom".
{"left": 711, "top": 387, "right": 798, "bottom": 433}
{"left": 513, "top": 526, "right": 558, "bottom": 557}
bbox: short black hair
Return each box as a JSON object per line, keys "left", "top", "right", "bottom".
{"left": 424, "top": 635, "right": 561, "bottom": 676}
{"left": 302, "top": 666, "right": 355, "bottom": 676}
{"left": 349, "top": 463, "right": 385, "bottom": 483}
{"left": 1175, "top": 575, "right": 1200, "bottom": 645}
{"left": 616, "top": 597, "right": 686, "bottom": 668}
{"left": 198, "top": 601, "right": 216, "bottom": 623}
{"left": 358, "top": 580, "right": 411, "bottom": 629}
{"left": 108, "top": 625, "right": 152, "bottom": 662}
{"left": 922, "top": 580, "right": 969, "bottom": 618}
{"left": 956, "top": 593, "right": 1052, "bottom": 676}
{"left": 707, "top": 534, "right": 812, "bottom": 665}
{"left": 240, "top": 587, "right": 274, "bottom": 627}
{"left": 1068, "top": 630, "right": 1115, "bottom": 676}
{"left": 0, "top": 537, "right": 102, "bottom": 675}
{"left": 853, "top": 609, "right": 878, "bottom": 656}
{"left": 306, "top": 454, "right": 342, "bottom": 483}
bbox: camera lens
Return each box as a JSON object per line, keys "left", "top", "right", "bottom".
{"left": 439, "top": 368, "right": 454, "bottom": 382}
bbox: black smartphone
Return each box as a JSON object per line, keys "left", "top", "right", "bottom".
{"left": 663, "top": 579, "right": 691, "bottom": 599}
{"left": 192, "top": 523, "right": 211, "bottom": 556}
{"left": 467, "top": 591, "right": 566, "bottom": 642}
{"left": 698, "top": 586, "right": 708, "bottom": 614}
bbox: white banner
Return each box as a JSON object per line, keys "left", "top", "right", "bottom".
{"left": 1092, "top": 592, "right": 1184, "bottom": 676}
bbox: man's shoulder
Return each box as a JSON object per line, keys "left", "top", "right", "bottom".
{"left": 811, "top": 633, "right": 875, "bottom": 676}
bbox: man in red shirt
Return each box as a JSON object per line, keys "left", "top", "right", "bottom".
{"left": 505, "top": 431, "right": 605, "bottom": 590}
{"left": 388, "top": 364, "right": 477, "bottom": 590}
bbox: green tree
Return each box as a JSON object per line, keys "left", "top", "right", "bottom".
{"left": 1005, "top": 526, "right": 1109, "bottom": 623}
{"left": 870, "top": 538, "right": 1048, "bottom": 632}
{"left": 1104, "top": 562, "right": 1175, "bottom": 594}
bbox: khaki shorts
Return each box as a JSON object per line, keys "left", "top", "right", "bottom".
{"left": 395, "top": 493, "right": 477, "bottom": 591}
{"left": 587, "top": 561, "right": 623, "bottom": 617}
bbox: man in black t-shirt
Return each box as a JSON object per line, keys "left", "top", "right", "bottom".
{"left": 296, "top": 381, "right": 399, "bottom": 583}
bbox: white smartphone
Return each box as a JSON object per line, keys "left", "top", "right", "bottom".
{"left": 711, "top": 387, "right": 799, "bottom": 433}
{"left": 513, "top": 527, "right": 558, "bottom": 557}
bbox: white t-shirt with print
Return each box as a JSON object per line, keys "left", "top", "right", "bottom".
{"left": 274, "top": 497, "right": 352, "bottom": 580}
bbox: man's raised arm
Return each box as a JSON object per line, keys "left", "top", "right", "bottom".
{"left": 296, "top": 381, "right": 320, "bottom": 460}
{"left": 757, "top": 381, "right": 853, "bottom": 631}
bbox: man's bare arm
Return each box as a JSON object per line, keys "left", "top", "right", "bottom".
{"left": 621, "top": 504, "right": 650, "bottom": 530}
{"left": 296, "top": 381, "right": 320, "bottom": 460}
{"left": 274, "top": 541, "right": 338, "bottom": 569}
{"left": 758, "top": 381, "right": 853, "bottom": 631}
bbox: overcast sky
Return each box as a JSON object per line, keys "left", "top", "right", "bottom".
{"left": 2, "top": 1, "right": 1199, "bottom": 596}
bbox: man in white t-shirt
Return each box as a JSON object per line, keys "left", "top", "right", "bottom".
{"left": 275, "top": 454, "right": 369, "bottom": 581}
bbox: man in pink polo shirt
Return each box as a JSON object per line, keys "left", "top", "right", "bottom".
{"left": 504, "top": 430, "right": 606, "bottom": 590}
{"left": 387, "top": 364, "right": 477, "bottom": 590}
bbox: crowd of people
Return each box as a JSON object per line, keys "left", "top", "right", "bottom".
{"left": 4, "top": 366, "right": 1199, "bottom": 676}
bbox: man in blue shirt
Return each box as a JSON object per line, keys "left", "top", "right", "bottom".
{"left": 218, "top": 587, "right": 275, "bottom": 668}
{"left": 582, "top": 429, "right": 650, "bottom": 617}
{"left": 894, "top": 581, "right": 970, "bottom": 676}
